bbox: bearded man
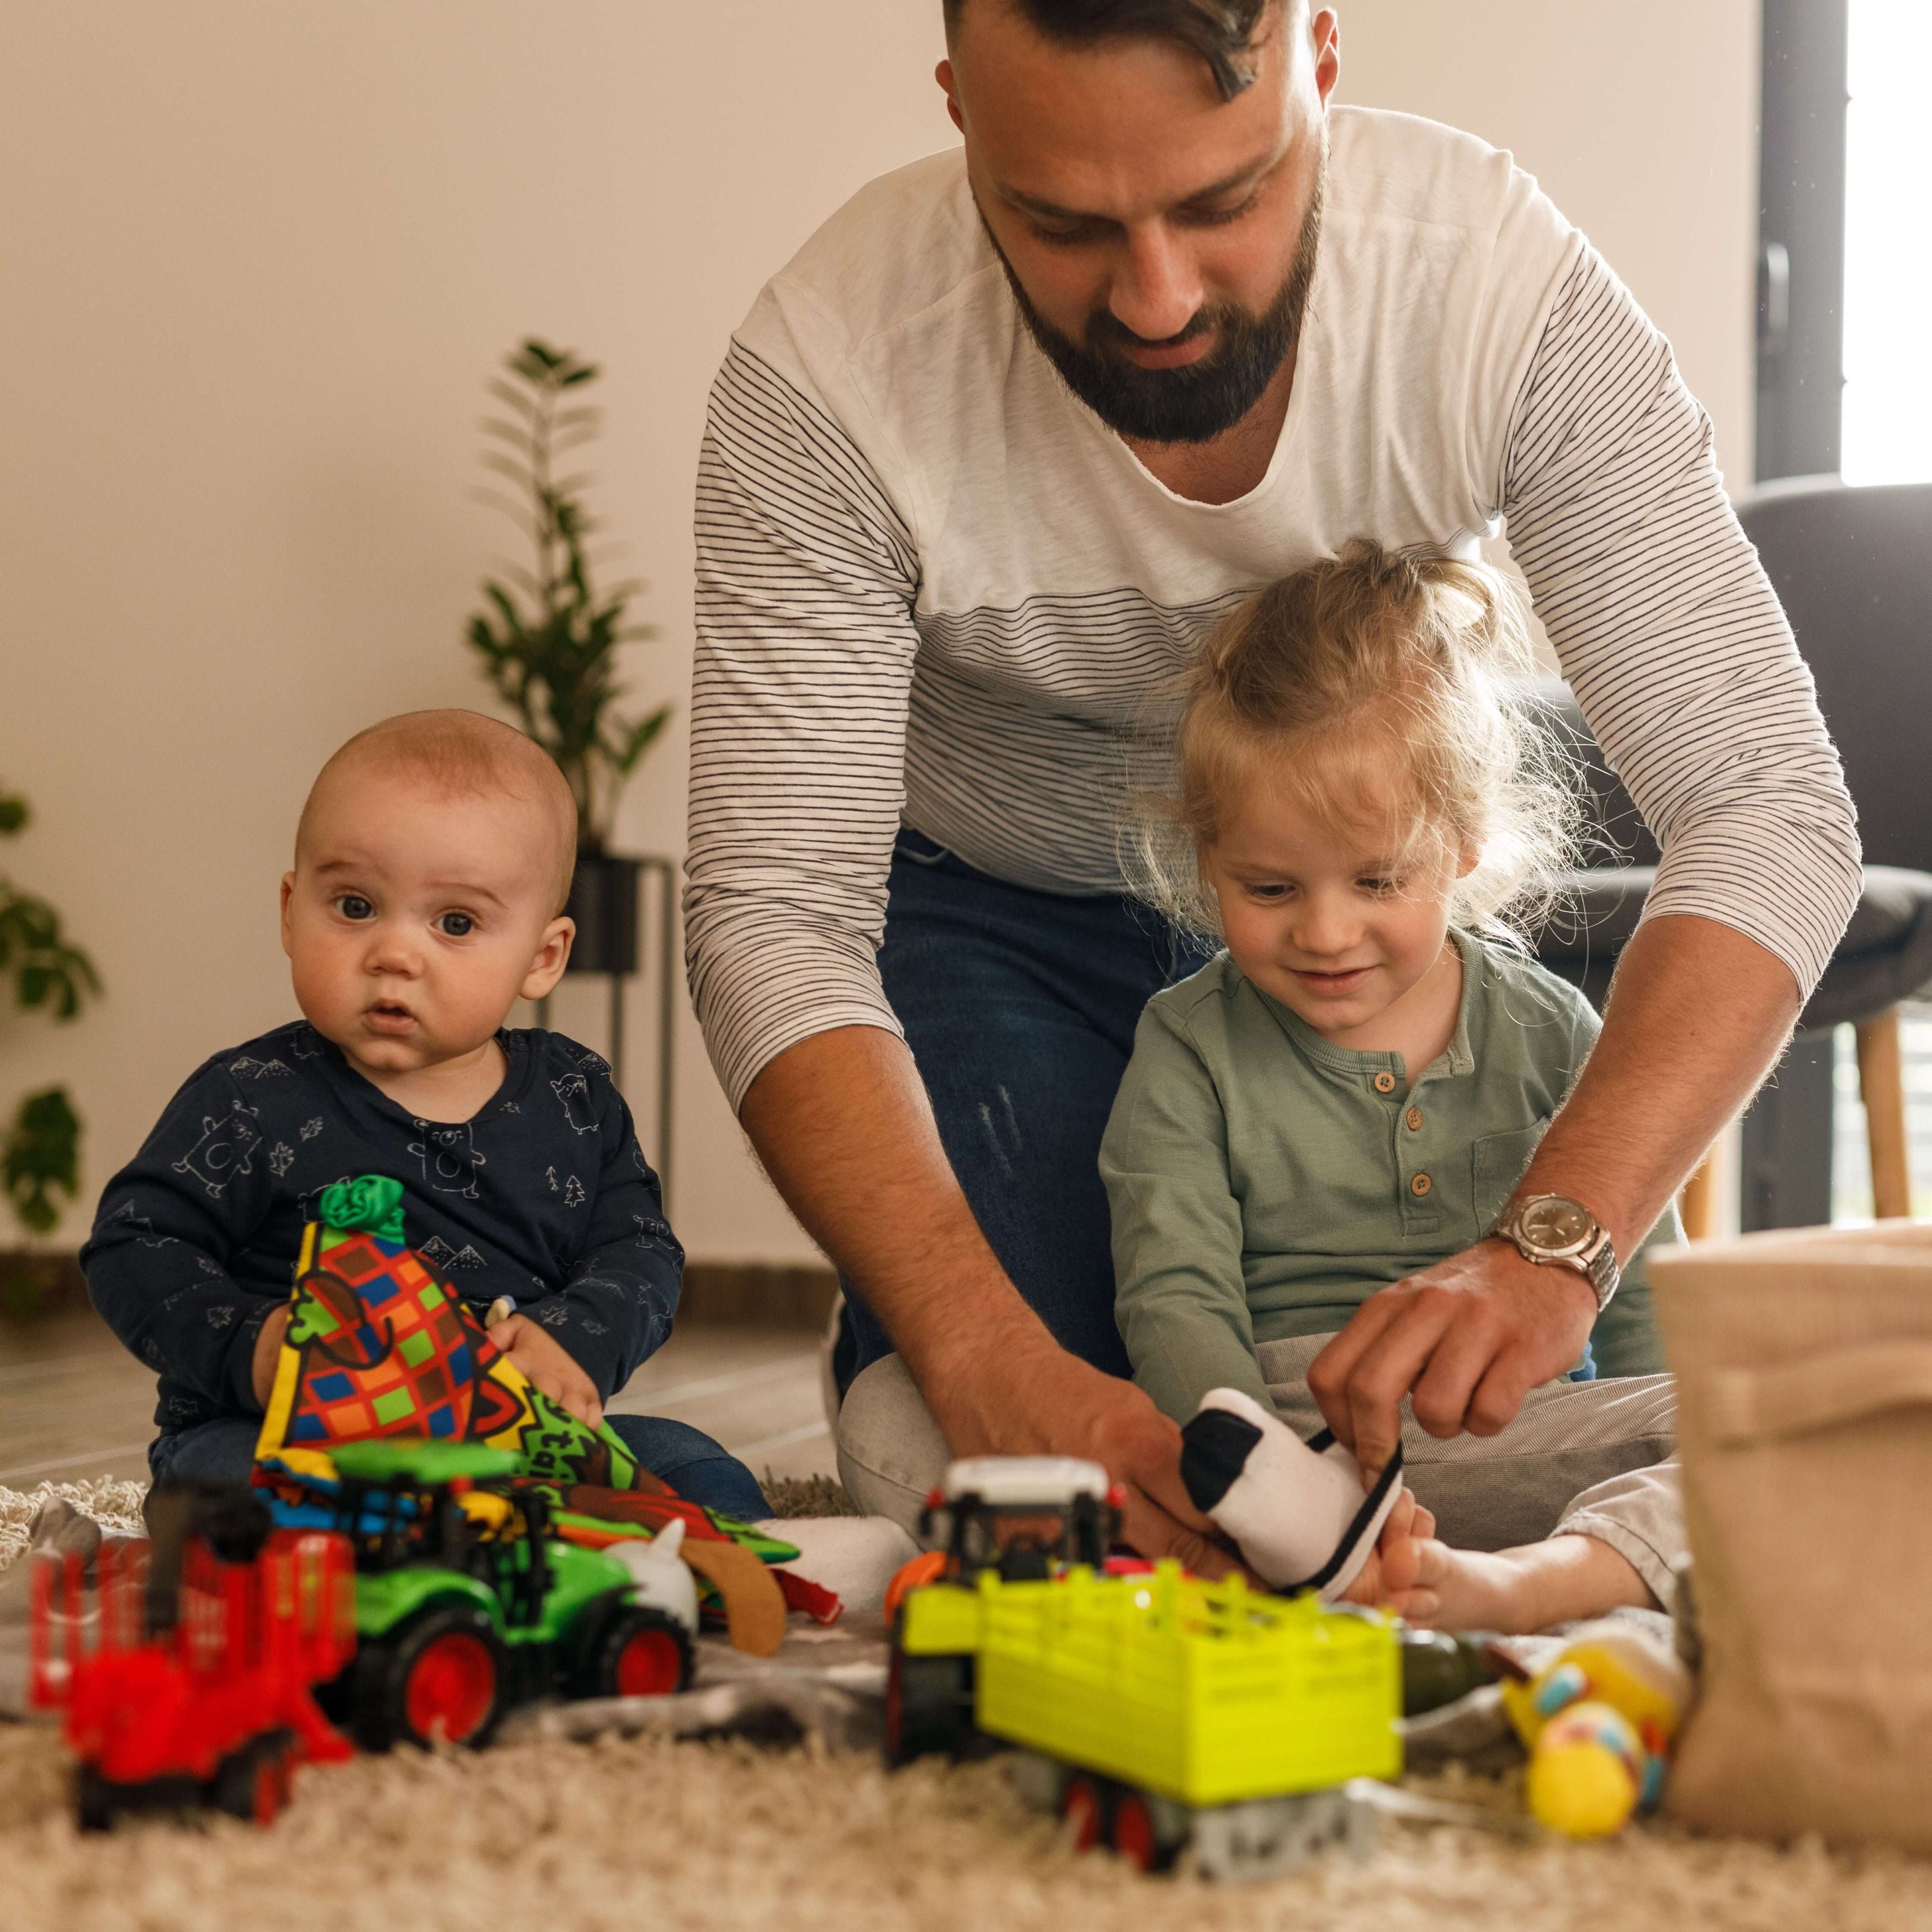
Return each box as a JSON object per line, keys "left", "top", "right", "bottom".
{"left": 684, "top": 0, "right": 1857, "bottom": 1569}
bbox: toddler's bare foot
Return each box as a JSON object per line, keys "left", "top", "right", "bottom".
{"left": 1337, "top": 1485, "right": 1435, "bottom": 1607}
{"left": 1372, "top": 1530, "right": 1658, "bottom": 1633}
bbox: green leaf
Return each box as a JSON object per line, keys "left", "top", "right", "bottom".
{"left": 3, "top": 1085, "right": 81, "bottom": 1235}
{"left": 485, "top": 378, "right": 538, "bottom": 417}
{"left": 480, "top": 450, "right": 536, "bottom": 490}
{"left": 609, "top": 705, "right": 672, "bottom": 774}
{"left": 479, "top": 417, "right": 539, "bottom": 454}
{"left": 468, "top": 333, "right": 665, "bottom": 851}
{"left": 467, "top": 488, "right": 540, "bottom": 538}
{"left": 484, "top": 581, "right": 526, "bottom": 628}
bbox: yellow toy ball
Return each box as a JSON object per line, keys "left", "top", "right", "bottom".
{"left": 1525, "top": 1702, "right": 1644, "bottom": 1839}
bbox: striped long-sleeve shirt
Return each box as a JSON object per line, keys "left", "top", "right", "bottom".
{"left": 688, "top": 109, "right": 1860, "bottom": 1112}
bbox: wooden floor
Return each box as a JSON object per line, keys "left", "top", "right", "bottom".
{"left": 0, "top": 1309, "right": 837, "bottom": 1497}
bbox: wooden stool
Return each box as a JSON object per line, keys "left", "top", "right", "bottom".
{"left": 1679, "top": 1006, "right": 1914, "bottom": 1238}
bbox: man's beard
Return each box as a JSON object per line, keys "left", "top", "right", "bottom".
{"left": 993, "top": 146, "right": 1325, "bottom": 447}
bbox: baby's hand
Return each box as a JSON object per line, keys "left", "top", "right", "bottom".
{"left": 251, "top": 1304, "right": 292, "bottom": 1409}
{"left": 486, "top": 1313, "right": 604, "bottom": 1429}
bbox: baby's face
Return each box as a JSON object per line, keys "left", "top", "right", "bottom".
{"left": 281, "top": 769, "right": 571, "bottom": 1079}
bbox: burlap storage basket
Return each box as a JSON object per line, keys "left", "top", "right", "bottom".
{"left": 1651, "top": 1220, "right": 1932, "bottom": 1850}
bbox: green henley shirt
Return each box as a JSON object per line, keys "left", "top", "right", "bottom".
{"left": 1101, "top": 931, "right": 1674, "bottom": 1425}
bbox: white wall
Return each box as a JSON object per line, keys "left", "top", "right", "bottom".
{"left": 1339, "top": 0, "right": 1760, "bottom": 485}
{"left": 0, "top": 3, "right": 1757, "bottom": 1266}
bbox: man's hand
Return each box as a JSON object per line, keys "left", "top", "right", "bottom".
{"left": 251, "top": 1304, "right": 292, "bottom": 1409}
{"left": 487, "top": 1314, "right": 604, "bottom": 1429}
{"left": 1313, "top": 916, "right": 1804, "bottom": 1476}
{"left": 1308, "top": 1239, "right": 1594, "bottom": 1475}
{"left": 930, "top": 1331, "right": 1235, "bottom": 1577}
{"left": 741, "top": 1027, "right": 1230, "bottom": 1572}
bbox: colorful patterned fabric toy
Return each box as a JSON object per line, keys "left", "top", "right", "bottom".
{"left": 254, "top": 1175, "right": 659, "bottom": 1488}
{"left": 252, "top": 1175, "right": 808, "bottom": 1653}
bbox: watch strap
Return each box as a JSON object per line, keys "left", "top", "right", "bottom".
{"left": 1494, "top": 1195, "right": 1621, "bottom": 1313}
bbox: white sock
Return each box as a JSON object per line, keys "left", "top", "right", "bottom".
{"left": 752, "top": 1515, "right": 918, "bottom": 1614}
{"left": 1179, "top": 1388, "right": 1405, "bottom": 1600}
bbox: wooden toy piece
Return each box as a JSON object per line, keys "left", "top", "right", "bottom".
{"left": 679, "top": 1538, "right": 787, "bottom": 1657}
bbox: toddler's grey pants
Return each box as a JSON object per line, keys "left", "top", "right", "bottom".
{"left": 836, "top": 1334, "right": 1682, "bottom": 1606}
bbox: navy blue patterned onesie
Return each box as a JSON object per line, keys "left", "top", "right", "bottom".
{"left": 81, "top": 1020, "right": 767, "bottom": 1516}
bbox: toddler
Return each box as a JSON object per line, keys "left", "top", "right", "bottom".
{"left": 1102, "top": 543, "right": 1680, "bottom": 1632}
{"left": 82, "top": 709, "right": 767, "bottom": 1519}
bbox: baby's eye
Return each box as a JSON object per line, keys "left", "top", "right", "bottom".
{"left": 336, "top": 895, "right": 375, "bottom": 921}
{"left": 1360, "top": 875, "right": 1402, "bottom": 897}
{"left": 1245, "top": 882, "right": 1290, "bottom": 902}
{"left": 436, "top": 912, "right": 476, "bottom": 938}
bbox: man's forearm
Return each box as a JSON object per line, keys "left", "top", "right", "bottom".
{"left": 738, "top": 1024, "right": 1056, "bottom": 1432}
{"left": 1517, "top": 913, "right": 1801, "bottom": 1256}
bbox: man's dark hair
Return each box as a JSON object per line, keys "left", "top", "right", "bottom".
{"left": 943, "top": 0, "right": 1274, "bottom": 101}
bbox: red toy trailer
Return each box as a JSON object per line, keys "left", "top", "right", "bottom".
{"left": 30, "top": 1524, "right": 357, "bottom": 1829}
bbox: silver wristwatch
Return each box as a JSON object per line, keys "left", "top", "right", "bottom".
{"left": 1492, "top": 1194, "right": 1620, "bottom": 1311}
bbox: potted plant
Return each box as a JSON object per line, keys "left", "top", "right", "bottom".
{"left": 466, "top": 338, "right": 670, "bottom": 975}
{"left": 1, "top": 785, "right": 101, "bottom": 1309}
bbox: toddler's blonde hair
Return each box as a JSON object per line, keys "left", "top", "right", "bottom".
{"left": 1129, "top": 540, "right": 1578, "bottom": 942}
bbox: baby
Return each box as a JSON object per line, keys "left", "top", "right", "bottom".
{"left": 82, "top": 709, "right": 766, "bottom": 1518}
{"left": 1103, "top": 543, "right": 1680, "bottom": 1632}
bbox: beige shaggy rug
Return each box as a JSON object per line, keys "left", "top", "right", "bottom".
{"left": 6, "top": 1479, "right": 1932, "bottom": 1929}
{"left": 8, "top": 1719, "right": 1932, "bottom": 1932}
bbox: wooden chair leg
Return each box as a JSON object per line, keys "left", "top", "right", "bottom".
{"left": 1680, "top": 1147, "right": 1718, "bottom": 1241}
{"left": 1855, "top": 1007, "right": 1913, "bottom": 1219}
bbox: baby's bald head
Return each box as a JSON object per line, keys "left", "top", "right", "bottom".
{"left": 298, "top": 710, "right": 577, "bottom": 914}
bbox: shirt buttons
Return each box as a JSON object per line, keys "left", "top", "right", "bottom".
{"left": 1410, "top": 1172, "right": 1434, "bottom": 1198}
{"left": 1406, "top": 1106, "right": 1424, "bottom": 1132}
{"left": 1372, "top": 1071, "right": 1397, "bottom": 1095}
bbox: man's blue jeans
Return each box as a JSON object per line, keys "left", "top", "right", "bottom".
{"left": 149, "top": 1412, "right": 771, "bottom": 1521}
{"left": 835, "top": 829, "right": 1212, "bottom": 1392}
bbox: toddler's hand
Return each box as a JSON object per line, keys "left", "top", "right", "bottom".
{"left": 486, "top": 1313, "right": 604, "bottom": 1429}
{"left": 251, "top": 1304, "right": 292, "bottom": 1409}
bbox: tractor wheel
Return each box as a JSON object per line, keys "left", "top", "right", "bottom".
{"left": 1060, "top": 1773, "right": 1111, "bottom": 1853}
{"left": 311, "top": 1658, "right": 354, "bottom": 1726}
{"left": 353, "top": 1605, "right": 505, "bottom": 1752}
{"left": 212, "top": 1732, "right": 294, "bottom": 1826}
{"left": 76, "top": 1765, "right": 115, "bottom": 1833}
{"left": 884, "top": 1648, "right": 976, "bottom": 1766}
{"left": 580, "top": 1604, "right": 694, "bottom": 1699}
{"left": 1110, "top": 1791, "right": 1179, "bottom": 1873}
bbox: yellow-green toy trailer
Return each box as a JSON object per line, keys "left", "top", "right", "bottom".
{"left": 892, "top": 1563, "right": 1403, "bottom": 1878}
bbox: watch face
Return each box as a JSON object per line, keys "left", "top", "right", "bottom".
{"left": 1520, "top": 1196, "right": 1593, "bottom": 1254}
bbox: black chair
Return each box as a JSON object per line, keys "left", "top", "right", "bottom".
{"left": 1535, "top": 477, "right": 1932, "bottom": 1229}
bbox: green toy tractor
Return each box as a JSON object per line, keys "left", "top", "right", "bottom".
{"left": 307, "top": 1442, "right": 698, "bottom": 1750}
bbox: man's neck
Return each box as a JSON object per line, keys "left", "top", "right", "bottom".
{"left": 1121, "top": 344, "right": 1297, "bottom": 506}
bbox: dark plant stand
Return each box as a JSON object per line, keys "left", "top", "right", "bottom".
{"left": 535, "top": 852, "right": 677, "bottom": 1207}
